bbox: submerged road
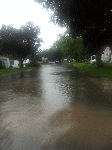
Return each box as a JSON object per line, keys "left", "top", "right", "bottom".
{"left": 0, "top": 63, "right": 112, "bottom": 150}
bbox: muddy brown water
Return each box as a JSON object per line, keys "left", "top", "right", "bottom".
{"left": 0, "top": 63, "right": 112, "bottom": 150}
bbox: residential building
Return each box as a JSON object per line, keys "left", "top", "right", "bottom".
{"left": 101, "top": 47, "right": 112, "bottom": 62}
{"left": 42, "top": 57, "right": 48, "bottom": 63}
{"left": 10, "top": 59, "right": 19, "bottom": 68}
{"left": 23, "top": 59, "right": 30, "bottom": 65}
{"left": 0, "top": 56, "right": 10, "bottom": 68}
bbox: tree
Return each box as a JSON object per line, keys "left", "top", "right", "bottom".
{"left": 17, "top": 22, "right": 41, "bottom": 67}
{"left": 0, "top": 24, "right": 17, "bottom": 57}
{"left": 39, "top": 30, "right": 85, "bottom": 63}
{"left": 0, "top": 22, "right": 41, "bottom": 67}
{"left": 46, "top": 31, "right": 84, "bottom": 62}
{"left": 35, "top": 0, "right": 112, "bottom": 67}
{"left": 35, "top": 0, "right": 112, "bottom": 36}
{"left": 55, "top": 32, "right": 84, "bottom": 61}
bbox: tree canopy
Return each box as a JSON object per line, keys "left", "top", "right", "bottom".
{"left": 35, "top": 0, "right": 112, "bottom": 66}
{"left": 35, "top": 0, "right": 112, "bottom": 35}
{"left": 0, "top": 22, "right": 41, "bottom": 67}
{"left": 40, "top": 30, "right": 86, "bottom": 62}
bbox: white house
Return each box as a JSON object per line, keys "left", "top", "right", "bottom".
{"left": 23, "top": 59, "right": 30, "bottom": 65}
{"left": 0, "top": 56, "right": 31, "bottom": 68}
{"left": 10, "top": 60, "right": 19, "bottom": 68}
{"left": 42, "top": 57, "right": 48, "bottom": 63}
{"left": 0, "top": 56, "right": 10, "bottom": 68}
{"left": 10, "top": 59, "right": 29, "bottom": 67}
{"left": 101, "top": 47, "right": 112, "bottom": 62}
{"left": 90, "top": 47, "right": 112, "bottom": 63}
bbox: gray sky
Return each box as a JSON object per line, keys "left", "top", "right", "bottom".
{"left": 0, "top": 0, "right": 66, "bottom": 50}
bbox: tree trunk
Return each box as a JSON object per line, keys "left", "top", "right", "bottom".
{"left": 96, "top": 49, "right": 102, "bottom": 68}
{"left": 20, "top": 59, "right": 23, "bottom": 68}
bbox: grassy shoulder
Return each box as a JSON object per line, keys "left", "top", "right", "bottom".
{"left": 0, "top": 63, "right": 54, "bottom": 75}
{"left": 72, "top": 62, "right": 112, "bottom": 80}
{"left": 0, "top": 67, "right": 31, "bottom": 75}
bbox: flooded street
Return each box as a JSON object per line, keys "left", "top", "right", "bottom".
{"left": 0, "top": 63, "right": 112, "bottom": 150}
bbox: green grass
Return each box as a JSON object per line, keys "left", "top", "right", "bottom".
{"left": 0, "top": 67, "right": 31, "bottom": 75}
{"left": 73, "top": 62, "right": 112, "bottom": 80}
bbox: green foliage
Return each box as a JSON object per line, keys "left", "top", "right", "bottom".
{"left": 73, "top": 62, "right": 112, "bottom": 80}
{"left": 35, "top": 0, "right": 112, "bottom": 39}
{"left": 84, "top": 62, "right": 90, "bottom": 64}
{"left": 26, "top": 62, "right": 40, "bottom": 67}
{"left": 9, "top": 66, "right": 13, "bottom": 68}
{"left": 50, "top": 31, "right": 84, "bottom": 61}
{"left": 0, "top": 22, "right": 41, "bottom": 68}
{"left": 91, "top": 61, "right": 97, "bottom": 66}
{"left": 0, "top": 67, "right": 29, "bottom": 75}
{"left": 91, "top": 61, "right": 105, "bottom": 67}
{"left": 35, "top": 0, "right": 112, "bottom": 67}
{"left": 39, "top": 30, "right": 85, "bottom": 62}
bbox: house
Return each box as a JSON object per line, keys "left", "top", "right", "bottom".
{"left": 23, "top": 59, "right": 30, "bottom": 65}
{"left": 0, "top": 56, "right": 10, "bottom": 68}
{"left": 10, "top": 59, "right": 30, "bottom": 67}
{"left": 42, "top": 57, "right": 48, "bottom": 63}
{"left": 101, "top": 47, "right": 112, "bottom": 62}
{"left": 0, "top": 55, "right": 31, "bottom": 68}
{"left": 10, "top": 59, "right": 19, "bottom": 68}
{"left": 0, "top": 56, "right": 20, "bottom": 68}
{"left": 90, "top": 47, "right": 112, "bottom": 63}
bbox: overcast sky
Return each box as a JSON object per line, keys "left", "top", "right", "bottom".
{"left": 0, "top": 0, "right": 66, "bottom": 50}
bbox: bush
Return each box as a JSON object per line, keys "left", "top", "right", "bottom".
{"left": 92, "top": 61, "right": 104, "bottom": 67}
{"left": 91, "top": 61, "right": 97, "bottom": 65}
{"left": 25, "top": 63, "right": 32, "bottom": 67}
{"left": 83, "top": 59, "right": 90, "bottom": 62}
{"left": 85, "top": 62, "right": 90, "bottom": 65}
{"left": 25, "top": 62, "right": 40, "bottom": 67}
{"left": 9, "top": 65, "right": 13, "bottom": 68}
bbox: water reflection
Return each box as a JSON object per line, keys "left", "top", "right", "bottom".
{"left": 0, "top": 64, "right": 112, "bottom": 149}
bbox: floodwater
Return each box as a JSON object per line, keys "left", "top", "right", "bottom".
{"left": 0, "top": 63, "right": 112, "bottom": 150}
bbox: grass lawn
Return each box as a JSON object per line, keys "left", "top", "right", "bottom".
{"left": 73, "top": 62, "right": 112, "bottom": 80}
{"left": 0, "top": 67, "right": 31, "bottom": 75}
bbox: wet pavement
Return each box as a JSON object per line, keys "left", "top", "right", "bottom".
{"left": 0, "top": 63, "right": 112, "bottom": 150}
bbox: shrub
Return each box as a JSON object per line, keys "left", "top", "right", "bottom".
{"left": 92, "top": 61, "right": 104, "bottom": 67}
{"left": 91, "top": 61, "right": 97, "bottom": 65}
{"left": 9, "top": 65, "right": 13, "bottom": 68}
{"left": 83, "top": 59, "right": 90, "bottom": 62}
{"left": 25, "top": 62, "right": 40, "bottom": 67}
{"left": 85, "top": 62, "right": 90, "bottom": 65}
